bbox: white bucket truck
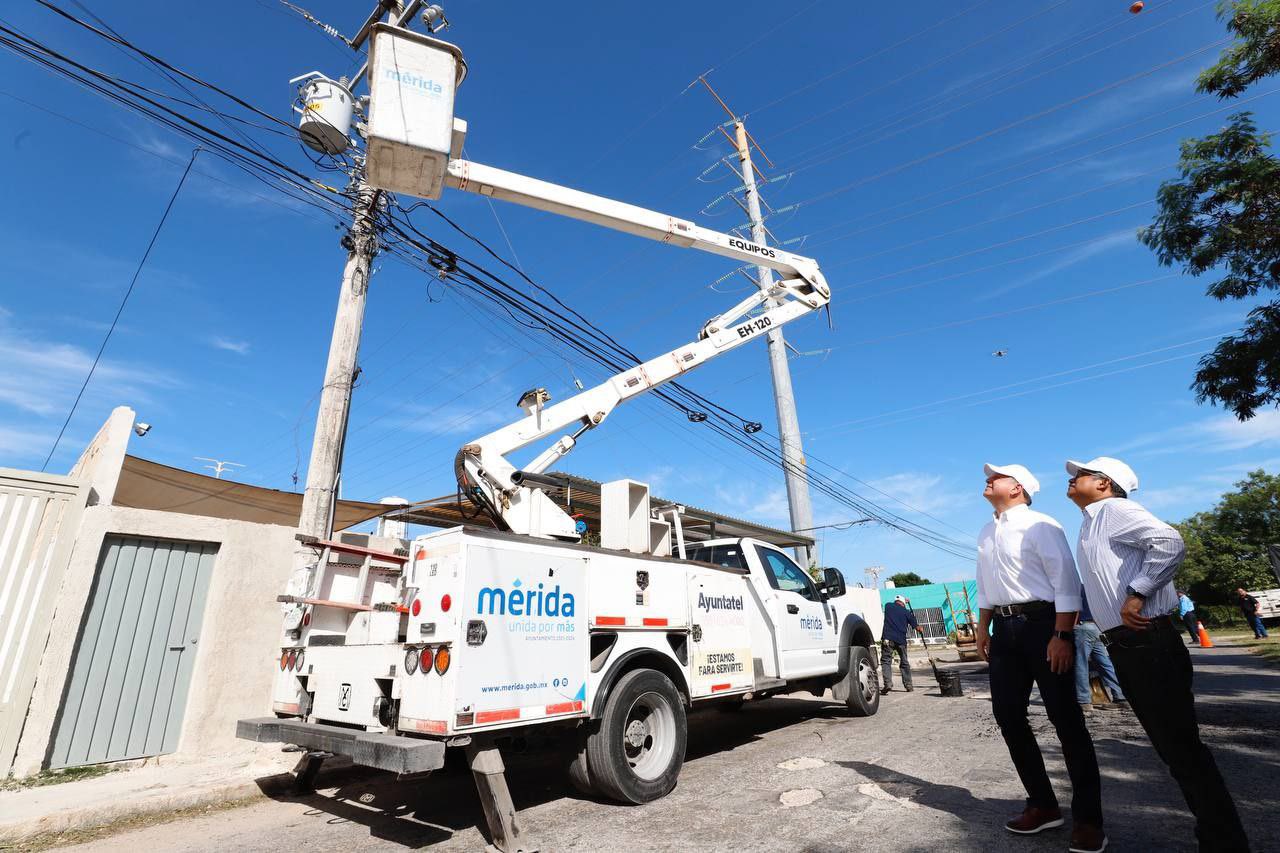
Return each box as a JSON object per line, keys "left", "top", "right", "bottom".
{"left": 240, "top": 19, "right": 882, "bottom": 851}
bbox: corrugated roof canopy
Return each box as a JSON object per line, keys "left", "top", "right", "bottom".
{"left": 114, "top": 456, "right": 388, "bottom": 530}
{"left": 388, "top": 473, "right": 814, "bottom": 549}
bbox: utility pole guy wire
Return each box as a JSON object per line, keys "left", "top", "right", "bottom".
{"left": 42, "top": 147, "right": 200, "bottom": 471}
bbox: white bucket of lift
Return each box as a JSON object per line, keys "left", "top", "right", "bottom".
{"left": 292, "top": 72, "right": 354, "bottom": 155}
{"left": 365, "top": 22, "right": 467, "bottom": 200}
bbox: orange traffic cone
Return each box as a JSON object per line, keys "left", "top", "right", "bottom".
{"left": 1197, "top": 621, "right": 1214, "bottom": 647}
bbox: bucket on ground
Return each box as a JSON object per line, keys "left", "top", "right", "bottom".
{"left": 936, "top": 669, "right": 963, "bottom": 697}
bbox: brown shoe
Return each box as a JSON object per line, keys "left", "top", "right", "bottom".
{"left": 1005, "top": 805, "right": 1064, "bottom": 835}
{"left": 1069, "top": 823, "right": 1108, "bottom": 852}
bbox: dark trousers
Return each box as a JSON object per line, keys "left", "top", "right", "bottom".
{"left": 1182, "top": 611, "right": 1199, "bottom": 643}
{"left": 880, "top": 639, "right": 912, "bottom": 689}
{"left": 1106, "top": 620, "right": 1250, "bottom": 852}
{"left": 989, "top": 612, "right": 1103, "bottom": 825}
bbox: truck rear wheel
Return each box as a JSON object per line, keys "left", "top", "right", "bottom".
{"left": 843, "top": 645, "right": 880, "bottom": 717}
{"left": 586, "top": 668, "right": 686, "bottom": 804}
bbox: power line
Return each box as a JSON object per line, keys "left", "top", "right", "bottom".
{"left": 774, "top": 0, "right": 1211, "bottom": 170}
{"left": 833, "top": 200, "right": 1154, "bottom": 280}
{"left": 766, "top": 39, "right": 1227, "bottom": 215}
{"left": 743, "top": 0, "right": 996, "bottom": 119}
{"left": 14, "top": 8, "right": 979, "bottom": 557}
{"left": 42, "top": 147, "right": 201, "bottom": 470}
{"left": 824, "top": 165, "right": 1171, "bottom": 265}
{"left": 810, "top": 334, "right": 1228, "bottom": 437}
{"left": 793, "top": 87, "right": 1280, "bottom": 250}
{"left": 756, "top": 0, "right": 1072, "bottom": 138}
{"left": 818, "top": 351, "right": 1209, "bottom": 439}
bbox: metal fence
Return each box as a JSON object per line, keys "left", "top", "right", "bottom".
{"left": 0, "top": 468, "right": 87, "bottom": 775}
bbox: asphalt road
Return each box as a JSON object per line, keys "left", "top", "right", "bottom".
{"left": 62, "top": 642, "right": 1280, "bottom": 852}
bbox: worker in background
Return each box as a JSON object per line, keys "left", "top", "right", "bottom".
{"left": 880, "top": 594, "right": 923, "bottom": 692}
{"left": 1177, "top": 590, "right": 1199, "bottom": 644}
{"left": 1068, "top": 456, "right": 1249, "bottom": 852}
{"left": 1236, "top": 588, "right": 1268, "bottom": 639}
{"left": 1073, "top": 598, "right": 1127, "bottom": 712}
{"left": 976, "top": 463, "right": 1104, "bottom": 853}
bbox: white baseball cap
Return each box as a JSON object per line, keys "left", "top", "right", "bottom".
{"left": 1065, "top": 456, "right": 1139, "bottom": 494}
{"left": 983, "top": 463, "right": 1040, "bottom": 496}
{"left": 894, "top": 595, "right": 906, "bottom": 604}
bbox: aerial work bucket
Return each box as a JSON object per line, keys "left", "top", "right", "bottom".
{"left": 291, "top": 72, "right": 354, "bottom": 155}
{"left": 365, "top": 23, "right": 468, "bottom": 200}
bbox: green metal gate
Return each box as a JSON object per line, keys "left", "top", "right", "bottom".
{"left": 50, "top": 536, "right": 217, "bottom": 768}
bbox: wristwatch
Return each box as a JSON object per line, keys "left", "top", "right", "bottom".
{"left": 1053, "top": 630, "right": 1074, "bottom": 641}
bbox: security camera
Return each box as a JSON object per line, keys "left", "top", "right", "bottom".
{"left": 133, "top": 422, "right": 151, "bottom": 437}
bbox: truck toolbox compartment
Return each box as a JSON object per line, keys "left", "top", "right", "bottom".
{"left": 237, "top": 717, "right": 445, "bottom": 775}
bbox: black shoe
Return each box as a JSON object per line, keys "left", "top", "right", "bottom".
{"left": 904, "top": 685, "right": 914, "bottom": 692}
{"left": 880, "top": 685, "right": 893, "bottom": 693}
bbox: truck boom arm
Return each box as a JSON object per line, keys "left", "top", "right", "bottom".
{"left": 448, "top": 158, "right": 831, "bottom": 541}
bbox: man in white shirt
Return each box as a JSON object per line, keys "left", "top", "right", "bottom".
{"left": 977, "top": 463, "right": 1104, "bottom": 853}
{"left": 1068, "top": 456, "right": 1248, "bottom": 853}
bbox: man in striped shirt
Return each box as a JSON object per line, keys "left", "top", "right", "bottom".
{"left": 1067, "top": 456, "right": 1249, "bottom": 853}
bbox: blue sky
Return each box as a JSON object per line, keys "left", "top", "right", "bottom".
{"left": 4, "top": 0, "right": 1280, "bottom": 584}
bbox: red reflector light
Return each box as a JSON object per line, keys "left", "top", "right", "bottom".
{"left": 287, "top": 650, "right": 298, "bottom": 671}
{"left": 279, "top": 650, "right": 289, "bottom": 671}
{"left": 419, "top": 645, "right": 433, "bottom": 674}
{"left": 411, "top": 598, "right": 422, "bottom": 617}
{"left": 302, "top": 610, "right": 311, "bottom": 627}
{"left": 434, "top": 645, "right": 451, "bottom": 675}
{"left": 440, "top": 594, "right": 452, "bottom": 613}
{"left": 415, "top": 548, "right": 427, "bottom": 561}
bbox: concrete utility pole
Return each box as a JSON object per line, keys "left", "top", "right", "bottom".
{"left": 297, "top": 179, "right": 380, "bottom": 539}
{"left": 731, "top": 119, "right": 816, "bottom": 569}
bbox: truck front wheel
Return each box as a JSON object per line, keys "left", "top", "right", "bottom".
{"left": 586, "top": 668, "right": 687, "bottom": 804}
{"left": 842, "top": 645, "right": 880, "bottom": 717}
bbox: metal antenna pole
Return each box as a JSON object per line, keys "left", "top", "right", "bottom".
{"left": 733, "top": 119, "right": 815, "bottom": 568}
{"left": 195, "top": 457, "right": 245, "bottom": 479}
{"left": 865, "top": 565, "right": 883, "bottom": 590}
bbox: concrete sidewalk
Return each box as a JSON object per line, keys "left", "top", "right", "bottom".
{"left": 0, "top": 749, "right": 355, "bottom": 849}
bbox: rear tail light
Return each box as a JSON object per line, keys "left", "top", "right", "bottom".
{"left": 279, "top": 650, "right": 289, "bottom": 671}
{"left": 404, "top": 646, "right": 420, "bottom": 675}
{"left": 294, "top": 649, "right": 305, "bottom": 672}
{"left": 434, "top": 645, "right": 451, "bottom": 675}
{"left": 302, "top": 610, "right": 311, "bottom": 627}
{"left": 440, "top": 594, "right": 452, "bottom": 613}
{"left": 411, "top": 598, "right": 422, "bottom": 617}
{"left": 419, "top": 645, "right": 434, "bottom": 674}
{"left": 287, "top": 650, "right": 298, "bottom": 671}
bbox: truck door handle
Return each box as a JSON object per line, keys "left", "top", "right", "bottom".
{"left": 786, "top": 604, "right": 799, "bottom": 614}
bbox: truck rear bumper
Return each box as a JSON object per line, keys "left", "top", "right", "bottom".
{"left": 237, "top": 717, "right": 445, "bottom": 775}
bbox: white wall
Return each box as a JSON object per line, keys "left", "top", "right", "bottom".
{"left": 13, "top": 506, "right": 295, "bottom": 776}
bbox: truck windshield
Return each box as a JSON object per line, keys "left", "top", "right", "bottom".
{"left": 685, "top": 543, "right": 747, "bottom": 571}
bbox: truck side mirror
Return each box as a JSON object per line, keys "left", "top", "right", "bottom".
{"left": 821, "top": 567, "right": 846, "bottom": 598}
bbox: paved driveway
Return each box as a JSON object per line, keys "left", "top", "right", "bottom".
{"left": 63, "top": 643, "right": 1280, "bottom": 852}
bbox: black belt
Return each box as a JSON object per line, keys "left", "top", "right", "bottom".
{"left": 991, "top": 601, "right": 1053, "bottom": 618}
{"left": 1100, "top": 615, "right": 1174, "bottom": 646}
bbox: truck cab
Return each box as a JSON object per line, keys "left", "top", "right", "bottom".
{"left": 685, "top": 539, "right": 882, "bottom": 683}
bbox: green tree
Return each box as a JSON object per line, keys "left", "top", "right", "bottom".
{"left": 888, "top": 571, "right": 932, "bottom": 588}
{"left": 1173, "top": 469, "right": 1280, "bottom": 604}
{"left": 1140, "top": 1, "right": 1280, "bottom": 418}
